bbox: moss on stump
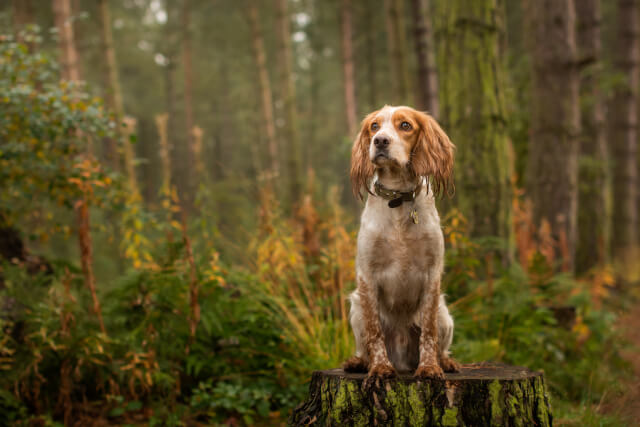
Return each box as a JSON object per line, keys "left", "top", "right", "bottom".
{"left": 289, "top": 363, "right": 552, "bottom": 426}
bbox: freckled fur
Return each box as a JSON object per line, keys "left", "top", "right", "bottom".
{"left": 344, "top": 105, "right": 460, "bottom": 378}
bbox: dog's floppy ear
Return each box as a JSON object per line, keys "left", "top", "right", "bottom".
{"left": 350, "top": 113, "right": 376, "bottom": 200}
{"left": 410, "top": 112, "right": 455, "bottom": 196}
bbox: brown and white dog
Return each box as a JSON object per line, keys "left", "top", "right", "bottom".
{"left": 343, "top": 105, "right": 460, "bottom": 380}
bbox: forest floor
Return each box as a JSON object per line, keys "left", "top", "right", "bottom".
{"left": 601, "top": 300, "right": 640, "bottom": 424}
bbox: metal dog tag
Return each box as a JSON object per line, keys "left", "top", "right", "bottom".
{"left": 410, "top": 209, "right": 419, "bottom": 224}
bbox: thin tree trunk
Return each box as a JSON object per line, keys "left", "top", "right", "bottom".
{"left": 340, "top": 0, "right": 357, "bottom": 136}
{"left": 52, "top": 0, "right": 80, "bottom": 82}
{"left": 165, "top": 57, "right": 179, "bottom": 187}
{"left": 155, "top": 113, "right": 172, "bottom": 193}
{"left": 181, "top": 214, "right": 199, "bottom": 354}
{"left": 609, "top": 0, "right": 639, "bottom": 272}
{"left": 276, "top": 0, "right": 302, "bottom": 204}
{"left": 98, "top": 0, "right": 138, "bottom": 195}
{"left": 385, "top": 0, "right": 411, "bottom": 105}
{"left": 164, "top": 3, "right": 188, "bottom": 207}
{"left": 525, "top": 0, "right": 580, "bottom": 272}
{"left": 182, "top": 0, "right": 196, "bottom": 197}
{"left": 53, "top": 0, "right": 105, "bottom": 333}
{"left": 411, "top": 0, "right": 439, "bottom": 117}
{"left": 575, "top": 0, "right": 610, "bottom": 274}
{"left": 436, "top": 0, "right": 512, "bottom": 245}
{"left": 76, "top": 200, "right": 106, "bottom": 334}
{"left": 247, "top": 1, "right": 279, "bottom": 184}
{"left": 191, "top": 125, "right": 206, "bottom": 182}
{"left": 362, "top": 4, "right": 378, "bottom": 110}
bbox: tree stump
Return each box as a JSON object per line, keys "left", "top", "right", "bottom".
{"left": 289, "top": 363, "right": 552, "bottom": 426}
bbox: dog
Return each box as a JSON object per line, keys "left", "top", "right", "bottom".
{"left": 343, "top": 105, "right": 460, "bottom": 379}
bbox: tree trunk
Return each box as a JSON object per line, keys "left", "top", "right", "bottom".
{"left": 525, "top": 0, "right": 580, "bottom": 272}
{"left": 384, "top": 0, "right": 411, "bottom": 105}
{"left": 98, "top": 0, "right": 138, "bottom": 195}
{"left": 191, "top": 125, "right": 206, "bottom": 182}
{"left": 575, "top": 0, "right": 610, "bottom": 274}
{"left": 411, "top": 0, "right": 439, "bottom": 118}
{"left": 276, "top": 0, "right": 303, "bottom": 204}
{"left": 182, "top": 0, "right": 197, "bottom": 202}
{"left": 247, "top": 1, "right": 279, "bottom": 185}
{"left": 609, "top": 0, "right": 639, "bottom": 274}
{"left": 52, "top": 0, "right": 80, "bottom": 82}
{"left": 435, "top": 0, "right": 512, "bottom": 244}
{"left": 155, "top": 113, "right": 172, "bottom": 193}
{"left": 52, "top": 0, "right": 105, "bottom": 334}
{"left": 289, "top": 364, "right": 552, "bottom": 426}
{"left": 76, "top": 200, "right": 106, "bottom": 334}
{"left": 362, "top": 4, "right": 378, "bottom": 110}
{"left": 340, "top": 0, "right": 357, "bottom": 136}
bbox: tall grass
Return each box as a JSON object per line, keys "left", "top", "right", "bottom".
{"left": 248, "top": 186, "right": 355, "bottom": 376}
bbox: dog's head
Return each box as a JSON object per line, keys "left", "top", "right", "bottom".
{"left": 350, "top": 105, "right": 455, "bottom": 200}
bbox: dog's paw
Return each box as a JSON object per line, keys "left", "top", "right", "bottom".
{"left": 414, "top": 363, "right": 444, "bottom": 379}
{"left": 368, "top": 362, "right": 396, "bottom": 379}
{"left": 343, "top": 356, "right": 368, "bottom": 373}
{"left": 440, "top": 356, "right": 461, "bottom": 373}
{"left": 363, "top": 362, "right": 396, "bottom": 389}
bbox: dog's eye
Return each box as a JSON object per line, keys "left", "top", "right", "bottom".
{"left": 400, "top": 121, "right": 412, "bottom": 131}
{"left": 371, "top": 122, "right": 379, "bottom": 131}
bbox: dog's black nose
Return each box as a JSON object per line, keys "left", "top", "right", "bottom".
{"left": 374, "top": 136, "right": 389, "bottom": 148}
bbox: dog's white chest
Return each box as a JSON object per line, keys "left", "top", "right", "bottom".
{"left": 356, "top": 196, "right": 445, "bottom": 317}
{"left": 357, "top": 229, "right": 436, "bottom": 314}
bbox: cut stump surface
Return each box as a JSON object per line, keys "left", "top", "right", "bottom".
{"left": 289, "top": 363, "right": 552, "bottom": 426}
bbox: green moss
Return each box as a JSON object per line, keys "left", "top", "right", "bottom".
{"left": 489, "top": 380, "right": 503, "bottom": 424}
{"left": 534, "top": 377, "right": 551, "bottom": 427}
{"left": 408, "top": 384, "right": 427, "bottom": 425}
{"left": 347, "top": 381, "right": 370, "bottom": 426}
{"left": 330, "top": 380, "right": 350, "bottom": 423}
{"left": 385, "top": 381, "right": 408, "bottom": 424}
{"left": 442, "top": 406, "right": 459, "bottom": 426}
{"left": 506, "top": 383, "right": 525, "bottom": 427}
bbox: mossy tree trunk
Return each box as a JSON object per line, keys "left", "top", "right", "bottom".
{"left": 290, "top": 364, "right": 552, "bottom": 426}
{"left": 524, "top": 0, "right": 580, "bottom": 272}
{"left": 575, "top": 0, "right": 610, "bottom": 274}
{"left": 435, "top": 0, "right": 512, "bottom": 245}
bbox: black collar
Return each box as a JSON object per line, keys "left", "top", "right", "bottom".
{"left": 374, "top": 181, "right": 423, "bottom": 208}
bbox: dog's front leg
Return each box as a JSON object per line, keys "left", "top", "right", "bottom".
{"left": 356, "top": 277, "right": 396, "bottom": 379}
{"left": 414, "top": 282, "right": 445, "bottom": 379}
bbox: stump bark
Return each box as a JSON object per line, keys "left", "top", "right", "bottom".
{"left": 289, "top": 363, "right": 552, "bottom": 426}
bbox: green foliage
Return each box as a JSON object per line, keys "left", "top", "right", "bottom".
{"left": 441, "top": 215, "right": 627, "bottom": 424}
{"left": 0, "top": 31, "right": 118, "bottom": 215}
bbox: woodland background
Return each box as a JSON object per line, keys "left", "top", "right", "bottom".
{"left": 1, "top": 0, "right": 639, "bottom": 425}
